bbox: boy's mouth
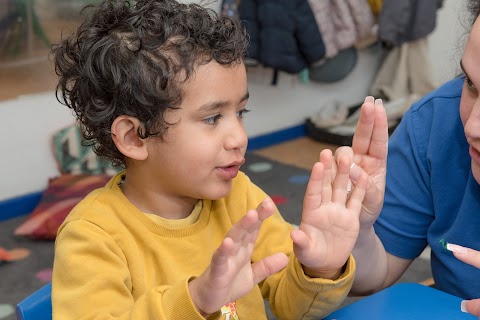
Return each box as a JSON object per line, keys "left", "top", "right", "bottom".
{"left": 217, "top": 163, "right": 242, "bottom": 180}
{"left": 215, "top": 157, "right": 245, "bottom": 179}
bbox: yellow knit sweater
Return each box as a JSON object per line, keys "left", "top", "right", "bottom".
{"left": 52, "top": 171, "right": 355, "bottom": 319}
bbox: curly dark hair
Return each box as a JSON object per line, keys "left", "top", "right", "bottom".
{"left": 53, "top": 0, "right": 248, "bottom": 167}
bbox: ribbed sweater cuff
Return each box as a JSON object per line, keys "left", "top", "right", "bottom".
{"left": 292, "top": 254, "right": 356, "bottom": 292}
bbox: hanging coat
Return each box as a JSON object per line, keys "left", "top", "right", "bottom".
{"left": 378, "top": 0, "right": 444, "bottom": 47}
{"left": 238, "top": 0, "right": 326, "bottom": 74}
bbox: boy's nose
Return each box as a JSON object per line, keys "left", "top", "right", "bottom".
{"left": 225, "top": 120, "right": 248, "bottom": 150}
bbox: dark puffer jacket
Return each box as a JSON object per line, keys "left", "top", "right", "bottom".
{"left": 238, "top": 0, "right": 325, "bottom": 74}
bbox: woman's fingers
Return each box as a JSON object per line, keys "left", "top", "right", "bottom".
{"left": 462, "top": 298, "right": 480, "bottom": 317}
{"left": 448, "top": 243, "right": 480, "bottom": 317}
{"left": 447, "top": 243, "right": 480, "bottom": 268}
{"left": 352, "top": 96, "right": 376, "bottom": 155}
{"left": 369, "top": 99, "right": 389, "bottom": 160}
{"left": 351, "top": 97, "right": 388, "bottom": 161}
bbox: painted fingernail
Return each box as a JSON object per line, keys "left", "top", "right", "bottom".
{"left": 446, "top": 243, "right": 467, "bottom": 255}
{"left": 365, "top": 96, "right": 374, "bottom": 103}
{"left": 461, "top": 300, "right": 467, "bottom": 313}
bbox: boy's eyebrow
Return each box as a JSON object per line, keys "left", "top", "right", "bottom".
{"left": 460, "top": 60, "right": 471, "bottom": 79}
{"left": 198, "top": 92, "right": 250, "bottom": 112}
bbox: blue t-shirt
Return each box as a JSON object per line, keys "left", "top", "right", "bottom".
{"left": 375, "top": 76, "right": 480, "bottom": 299}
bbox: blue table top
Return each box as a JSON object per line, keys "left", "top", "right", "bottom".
{"left": 323, "top": 283, "right": 476, "bottom": 320}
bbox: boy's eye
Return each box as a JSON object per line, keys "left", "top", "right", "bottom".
{"left": 203, "top": 114, "right": 222, "bottom": 125}
{"left": 237, "top": 108, "right": 251, "bottom": 118}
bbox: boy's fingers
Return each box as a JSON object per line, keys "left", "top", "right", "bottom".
{"left": 346, "top": 171, "right": 368, "bottom": 215}
{"left": 290, "top": 229, "right": 309, "bottom": 251}
{"left": 331, "top": 155, "right": 351, "bottom": 204}
{"left": 303, "top": 162, "right": 324, "bottom": 212}
{"left": 251, "top": 252, "right": 288, "bottom": 284}
{"left": 349, "top": 163, "right": 379, "bottom": 202}
{"left": 256, "top": 198, "right": 276, "bottom": 222}
{"left": 209, "top": 237, "right": 234, "bottom": 277}
{"left": 225, "top": 210, "right": 258, "bottom": 245}
{"left": 334, "top": 146, "right": 354, "bottom": 166}
{"left": 320, "top": 149, "right": 333, "bottom": 203}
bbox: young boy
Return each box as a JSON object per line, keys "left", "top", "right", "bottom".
{"left": 51, "top": 0, "right": 368, "bottom": 319}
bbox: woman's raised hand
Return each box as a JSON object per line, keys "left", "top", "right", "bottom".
{"left": 334, "top": 96, "right": 388, "bottom": 229}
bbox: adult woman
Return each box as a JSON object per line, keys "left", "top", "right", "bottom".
{"left": 341, "top": 0, "right": 480, "bottom": 317}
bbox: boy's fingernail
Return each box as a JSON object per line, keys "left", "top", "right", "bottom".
{"left": 261, "top": 198, "right": 271, "bottom": 208}
{"left": 461, "top": 300, "right": 467, "bottom": 313}
{"left": 375, "top": 98, "right": 383, "bottom": 105}
{"left": 446, "top": 243, "right": 467, "bottom": 255}
{"left": 350, "top": 163, "right": 361, "bottom": 182}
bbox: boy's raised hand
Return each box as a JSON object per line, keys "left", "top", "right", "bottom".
{"left": 291, "top": 149, "right": 368, "bottom": 279}
{"left": 188, "top": 198, "right": 288, "bottom": 316}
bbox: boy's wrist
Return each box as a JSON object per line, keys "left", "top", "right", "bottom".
{"left": 188, "top": 279, "right": 211, "bottom": 317}
{"left": 302, "top": 265, "right": 343, "bottom": 280}
{"left": 301, "top": 256, "right": 351, "bottom": 280}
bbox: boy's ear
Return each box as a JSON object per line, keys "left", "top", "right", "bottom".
{"left": 111, "top": 116, "right": 148, "bottom": 161}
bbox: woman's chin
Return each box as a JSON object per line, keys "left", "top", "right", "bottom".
{"left": 471, "top": 160, "right": 480, "bottom": 185}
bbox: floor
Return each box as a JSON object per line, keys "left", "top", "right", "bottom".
{"left": 253, "top": 137, "right": 339, "bottom": 171}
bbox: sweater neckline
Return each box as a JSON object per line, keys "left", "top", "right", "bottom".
{"left": 108, "top": 172, "right": 212, "bottom": 237}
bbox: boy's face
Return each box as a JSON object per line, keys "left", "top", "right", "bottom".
{"left": 144, "top": 61, "right": 249, "bottom": 202}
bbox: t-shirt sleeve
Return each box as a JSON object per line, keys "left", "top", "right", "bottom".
{"left": 375, "top": 106, "right": 435, "bottom": 260}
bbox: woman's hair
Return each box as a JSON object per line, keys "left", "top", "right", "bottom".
{"left": 453, "top": 0, "right": 480, "bottom": 77}
{"left": 467, "top": 0, "right": 480, "bottom": 26}
{"left": 53, "top": 0, "right": 248, "bottom": 167}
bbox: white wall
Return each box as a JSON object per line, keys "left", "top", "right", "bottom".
{"left": 0, "top": 93, "right": 75, "bottom": 201}
{"left": 0, "top": 0, "right": 466, "bottom": 202}
{"left": 244, "top": 47, "right": 382, "bottom": 137}
{"left": 429, "top": 0, "right": 468, "bottom": 85}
